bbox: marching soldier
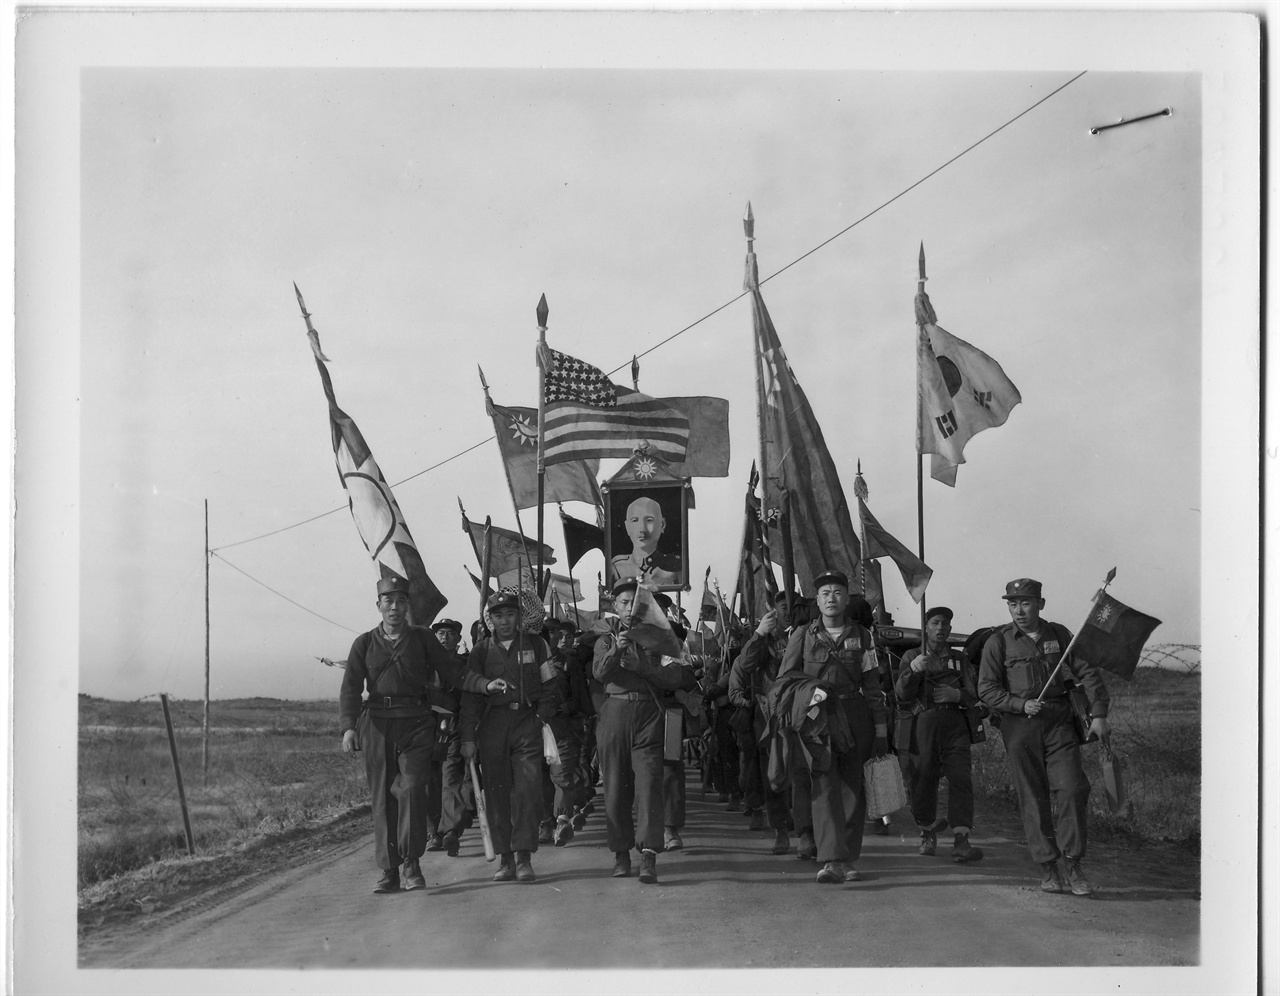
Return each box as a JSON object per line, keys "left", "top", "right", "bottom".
{"left": 459, "top": 590, "right": 560, "bottom": 884}
{"left": 592, "top": 578, "right": 696, "bottom": 884}
{"left": 776, "top": 570, "right": 889, "bottom": 885}
{"left": 339, "top": 577, "right": 508, "bottom": 894}
{"left": 978, "top": 578, "right": 1110, "bottom": 896}
{"left": 894, "top": 605, "right": 984, "bottom": 863}
{"left": 426, "top": 618, "right": 469, "bottom": 856}
{"left": 539, "top": 620, "right": 588, "bottom": 847}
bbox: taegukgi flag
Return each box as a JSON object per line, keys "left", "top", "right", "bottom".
{"left": 915, "top": 288, "right": 1021, "bottom": 487}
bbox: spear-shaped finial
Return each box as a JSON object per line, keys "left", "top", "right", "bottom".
{"left": 536, "top": 293, "right": 549, "bottom": 330}
{"left": 478, "top": 365, "right": 490, "bottom": 393}
{"left": 293, "top": 282, "right": 330, "bottom": 361}
{"left": 631, "top": 354, "right": 640, "bottom": 392}
{"left": 744, "top": 201, "right": 755, "bottom": 241}
{"left": 918, "top": 242, "right": 927, "bottom": 286}
{"left": 852, "top": 459, "right": 869, "bottom": 502}
{"left": 1105, "top": 566, "right": 1117, "bottom": 585}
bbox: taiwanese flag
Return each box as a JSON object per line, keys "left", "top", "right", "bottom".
{"left": 485, "top": 393, "right": 601, "bottom": 509}
{"left": 1072, "top": 592, "right": 1162, "bottom": 680}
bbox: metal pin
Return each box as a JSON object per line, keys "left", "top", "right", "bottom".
{"left": 1090, "top": 107, "right": 1171, "bottom": 135}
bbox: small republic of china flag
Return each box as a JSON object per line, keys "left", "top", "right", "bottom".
{"left": 1071, "top": 591, "right": 1162, "bottom": 680}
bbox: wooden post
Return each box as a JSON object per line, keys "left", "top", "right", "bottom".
{"left": 202, "top": 499, "right": 210, "bottom": 785}
{"left": 535, "top": 294, "right": 549, "bottom": 596}
{"left": 160, "top": 693, "right": 196, "bottom": 856}
{"left": 915, "top": 243, "right": 929, "bottom": 651}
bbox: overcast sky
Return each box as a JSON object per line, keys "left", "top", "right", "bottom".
{"left": 25, "top": 12, "right": 1231, "bottom": 706}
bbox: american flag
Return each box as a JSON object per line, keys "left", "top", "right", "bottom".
{"left": 540, "top": 346, "right": 690, "bottom": 465}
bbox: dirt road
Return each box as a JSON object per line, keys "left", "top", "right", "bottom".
{"left": 79, "top": 773, "right": 1198, "bottom": 970}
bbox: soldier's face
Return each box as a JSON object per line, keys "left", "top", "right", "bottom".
{"left": 925, "top": 615, "right": 952, "bottom": 644}
{"left": 614, "top": 590, "right": 636, "bottom": 617}
{"left": 625, "top": 500, "right": 664, "bottom": 552}
{"left": 816, "top": 584, "right": 848, "bottom": 621}
{"left": 1006, "top": 597, "right": 1045, "bottom": 633}
{"left": 491, "top": 607, "right": 519, "bottom": 640}
{"left": 435, "top": 629, "right": 460, "bottom": 653}
{"left": 378, "top": 593, "right": 410, "bottom": 628}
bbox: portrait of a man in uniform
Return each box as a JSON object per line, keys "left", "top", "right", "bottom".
{"left": 605, "top": 486, "right": 687, "bottom": 591}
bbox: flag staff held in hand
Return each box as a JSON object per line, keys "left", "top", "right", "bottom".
{"left": 1035, "top": 567, "right": 1116, "bottom": 703}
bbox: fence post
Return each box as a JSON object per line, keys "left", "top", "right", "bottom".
{"left": 159, "top": 693, "right": 196, "bottom": 856}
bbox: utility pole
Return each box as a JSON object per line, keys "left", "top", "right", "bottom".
{"left": 202, "top": 499, "right": 211, "bottom": 785}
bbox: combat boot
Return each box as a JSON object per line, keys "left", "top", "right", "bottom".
{"left": 1062, "top": 856, "right": 1094, "bottom": 896}
{"left": 725, "top": 794, "right": 742, "bottom": 812}
{"left": 843, "top": 863, "right": 861, "bottom": 882}
{"left": 612, "top": 850, "right": 632, "bottom": 878}
{"left": 514, "top": 850, "right": 536, "bottom": 883}
{"left": 554, "top": 816, "right": 575, "bottom": 847}
{"left": 795, "top": 828, "right": 817, "bottom": 861}
{"left": 373, "top": 868, "right": 400, "bottom": 894}
{"left": 571, "top": 806, "right": 588, "bottom": 831}
{"left": 815, "top": 860, "right": 844, "bottom": 884}
{"left": 918, "top": 817, "right": 947, "bottom": 856}
{"left": 401, "top": 858, "right": 427, "bottom": 891}
{"left": 748, "top": 809, "right": 767, "bottom": 831}
{"left": 425, "top": 832, "right": 445, "bottom": 852}
{"left": 951, "top": 832, "right": 984, "bottom": 863}
{"left": 538, "top": 819, "right": 555, "bottom": 845}
{"left": 664, "top": 826, "right": 684, "bottom": 851}
{"left": 638, "top": 848, "right": 658, "bottom": 884}
{"left": 771, "top": 829, "right": 791, "bottom": 855}
{"left": 493, "top": 853, "right": 516, "bottom": 882}
{"left": 442, "top": 830, "right": 460, "bottom": 857}
{"left": 1040, "top": 860, "right": 1066, "bottom": 893}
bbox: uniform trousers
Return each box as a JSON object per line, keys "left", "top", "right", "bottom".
{"left": 663, "top": 759, "right": 686, "bottom": 828}
{"left": 999, "top": 701, "right": 1091, "bottom": 863}
{"left": 363, "top": 712, "right": 437, "bottom": 870}
{"left": 541, "top": 719, "right": 587, "bottom": 820}
{"left": 431, "top": 727, "right": 468, "bottom": 835}
{"left": 476, "top": 706, "right": 543, "bottom": 855}
{"left": 788, "top": 741, "right": 813, "bottom": 833}
{"left": 702, "top": 706, "right": 741, "bottom": 797}
{"left": 737, "top": 720, "right": 790, "bottom": 829}
{"left": 909, "top": 707, "right": 975, "bottom": 830}
{"left": 597, "top": 697, "right": 666, "bottom": 853}
{"left": 811, "top": 696, "right": 875, "bottom": 864}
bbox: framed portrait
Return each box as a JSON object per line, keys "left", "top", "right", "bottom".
{"left": 602, "top": 479, "right": 690, "bottom": 592}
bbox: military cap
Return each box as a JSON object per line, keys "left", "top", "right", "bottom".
{"left": 486, "top": 589, "right": 521, "bottom": 612}
{"left": 431, "top": 618, "right": 463, "bottom": 635}
{"left": 376, "top": 576, "right": 411, "bottom": 597}
{"left": 611, "top": 577, "right": 639, "bottom": 598}
{"left": 1002, "top": 578, "right": 1043, "bottom": 600}
{"left": 925, "top": 605, "right": 954, "bottom": 623}
{"left": 812, "top": 569, "right": 850, "bottom": 591}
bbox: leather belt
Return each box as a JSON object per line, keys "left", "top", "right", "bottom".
{"left": 368, "top": 695, "right": 429, "bottom": 709}
{"left": 609, "top": 692, "right": 644, "bottom": 701}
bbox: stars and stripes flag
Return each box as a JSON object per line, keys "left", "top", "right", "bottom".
{"left": 1072, "top": 591, "right": 1161, "bottom": 680}
{"left": 303, "top": 307, "right": 446, "bottom": 626}
{"left": 484, "top": 391, "right": 601, "bottom": 509}
{"left": 915, "top": 281, "right": 1021, "bottom": 487}
{"left": 538, "top": 345, "right": 693, "bottom": 466}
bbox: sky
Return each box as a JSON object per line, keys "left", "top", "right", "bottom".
{"left": 70, "top": 60, "right": 1210, "bottom": 703}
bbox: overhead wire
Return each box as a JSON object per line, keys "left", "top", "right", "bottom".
{"left": 211, "top": 551, "right": 361, "bottom": 634}
{"left": 213, "top": 69, "right": 1088, "bottom": 558}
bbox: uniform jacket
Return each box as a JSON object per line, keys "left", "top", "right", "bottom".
{"left": 776, "top": 617, "right": 889, "bottom": 732}
{"left": 895, "top": 645, "right": 979, "bottom": 716}
{"left": 459, "top": 633, "right": 559, "bottom": 744}
{"left": 339, "top": 626, "right": 490, "bottom": 733}
{"left": 728, "top": 629, "right": 788, "bottom": 710}
{"left": 978, "top": 620, "right": 1110, "bottom": 718}
{"left": 592, "top": 630, "right": 692, "bottom": 697}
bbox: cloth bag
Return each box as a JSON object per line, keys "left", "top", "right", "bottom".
{"left": 541, "top": 723, "right": 561, "bottom": 765}
{"left": 863, "top": 755, "right": 909, "bottom": 819}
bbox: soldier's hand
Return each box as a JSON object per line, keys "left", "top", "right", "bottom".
{"left": 486, "top": 678, "right": 509, "bottom": 694}
{"left": 461, "top": 741, "right": 478, "bottom": 762}
{"left": 756, "top": 610, "right": 778, "bottom": 637}
{"left": 1088, "top": 716, "right": 1110, "bottom": 740}
{"left": 930, "top": 686, "right": 961, "bottom": 704}
{"left": 615, "top": 632, "right": 632, "bottom": 652}
{"left": 1023, "top": 698, "right": 1044, "bottom": 716}
{"left": 341, "top": 729, "right": 357, "bottom": 753}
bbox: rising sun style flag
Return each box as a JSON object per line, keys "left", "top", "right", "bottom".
{"left": 296, "top": 285, "right": 446, "bottom": 625}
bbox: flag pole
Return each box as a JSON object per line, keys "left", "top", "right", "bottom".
{"left": 745, "top": 203, "right": 778, "bottom": 590}
{"left": 915, "top": 243, "right": 928, "bottom": 651}
{"left": 535, "top": 294, "right": 549, "bottom": 599}
{"left": 479, "top": 518, "right": 494, "bottom": 630}
{"left": 1036, "top": 568, "right": 1117, "bottom": 702}
{"left": 479, "top": 365, "right": 537, "bottom": 588}
{"left": 202, "top": 498, "right": 210, "bottom": 786}
{"left": 558, "top": 505, "right": 582, "bottom": 630}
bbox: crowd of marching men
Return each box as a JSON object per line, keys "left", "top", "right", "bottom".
{"left": 340, "top": 567, "right": 1111, "bottom": 897}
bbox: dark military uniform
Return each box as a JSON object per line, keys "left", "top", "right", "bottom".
{"left": 978, "top": 618, "right": 1109, "bottom": 865}
{"left": 777, "top": 617, "right": 888, "bottom": 868}
{"left": 895, "top": 644, "right": 979, "bottom": 834}
{"left": 339, "top": 625, "right": 491, "bottom": 874}
{"left": 730, "top": 630, "right": 792, "bottom": 836}
{"left": 460, "top": 632, "right": 559, "bottom": 857}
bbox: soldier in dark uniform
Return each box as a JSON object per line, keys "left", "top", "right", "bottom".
{"left": 895, "top": 605, "right": 984, "bottom": 863}
{"left": 339, "top": 577, "right": 508, "bottom": 894}
{"left": 592, "top": 578, "right": 696, "bottom": 884}
{"left": 459, "top": 590, "right": 560, "bottom": 883}
{"left": 978, "top": 578, "right": 1110, "bottom": 896}
{"left": 425, "top": 618, "right": 469, "bottom": 856}
{"left": 539, "top": 620, "right": 587, "bottom": 847}
{"left": 730, "top": 591, "right": 794, "bottom": 854}
{"left": 776, "top": 570, "right": 889, "bottom": 884}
